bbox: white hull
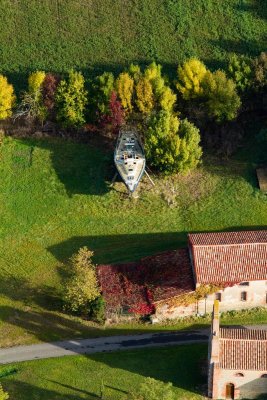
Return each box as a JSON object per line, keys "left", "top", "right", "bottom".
{"left": 114, "top": 127, "right": 146, "bottom": 192}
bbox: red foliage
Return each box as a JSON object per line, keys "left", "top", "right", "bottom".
{"left": 42, "top": 73, "right": 61, "bottom": 111}
{"left": 98, "top": 91, "right": 125, "bottom": 134}
{"left": 97, "top": 249, "right": 195, "bottom": 316}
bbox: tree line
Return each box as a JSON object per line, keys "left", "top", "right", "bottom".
{"left": 0, "top": 52, "right": 266, "bottom": 174}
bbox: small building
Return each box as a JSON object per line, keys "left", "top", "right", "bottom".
{"left": 208, "top": 300, "right": 267, "bottom": 400}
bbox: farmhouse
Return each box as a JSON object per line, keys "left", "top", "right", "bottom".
{"left": 208, "top": 300, "right": 267, "bottom": 399}
{"left": 98, "top": 230, "right": 267, "bottom": 319}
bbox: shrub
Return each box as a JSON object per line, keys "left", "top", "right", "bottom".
{"left": 55, "top": 70, "right": 88, "bottom": 128}
{"left": 88, "top": 295, "right": 106, "bottom": 323}
{"left": 127, "top": 377, "right": 175, "bottom": 400}
{"left": 64, "top": 247, "right": 100, "bottom": 314}
{"left": 28, "top": 71, "right": 46, "bottom": 94}
{"left": 176, "top": 58, "right": 207, "bottom": 100}
{"left": 228, "top": 54, "right": 252, "bottom": 92}
{"left": 42, "top": 73, "right": 61, "bottom": 111}
{"left": 116, "top": 72, "right": 134, "bottom": 112}
{"left": 0, "top": 75, "right": 16, "bottom": 120}
{"left": 176, "top": 118, "right": 202, "bottom": 172}
{"left": 202, "top": 70, "right": 241, "bottom": 122}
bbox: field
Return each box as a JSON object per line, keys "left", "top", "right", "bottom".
{"left": 0, "top": 0, "right": 266, "bottom": 90}
{"left": 0, "top": 115, "right": 266, "bottom": 347}
{"left": 0, "top": 344, "right": 207, "bottom": 399}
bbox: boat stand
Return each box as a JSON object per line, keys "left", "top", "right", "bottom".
{"left": 110, "top": 169, "right": 155, "bottom": 194}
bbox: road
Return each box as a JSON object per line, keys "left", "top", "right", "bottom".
{"left": 0, "top": 330, "right": 209, "bottom": 364}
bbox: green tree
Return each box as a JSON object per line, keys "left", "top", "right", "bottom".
{"left": 228, "top": 54, "right": 252, "bottom": 92}
{"left": 55, "top": 70, "right": 88, "bottom": 128}
{"left": 64, "top": 247, "right": 100, "bottom": 314}
{"left": 176, "top": 58, "right": 207, "bottom": 100}
{"left": 145, "top": 111, "right": 202, "bottom": 174}
{"left": 202, "top": 70, "right": 241, "bottom": 122}
{"left": 0, "top": 75, "right": 16, "bottom": 120}
{"left": 127, "top": 377, "right": 175, "bottom": 400}
{"left": 93, "top": 71, "right": 114, "bottom": 113}
{"left": 0, "top": 384, "right": 9, "bottom": 400}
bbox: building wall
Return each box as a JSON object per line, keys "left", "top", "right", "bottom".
{"left": 212, "top": 368, "right": 267, "bottom": 399}
{"left": 155, "top": 280, "right": 267, "bottom": 321}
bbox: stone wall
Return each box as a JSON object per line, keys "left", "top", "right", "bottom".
{"left": 155, "top": 280, "right": 267, "bottom": 320}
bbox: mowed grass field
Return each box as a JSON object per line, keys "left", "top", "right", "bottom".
{"left": 1, "top": 344, "right": 207, "bottom": 399}
{"left": 0, "top": 0, "right": 266, "bottom": 89}
{"left": 0, "top": 121, "right": 266, "bottom": 347}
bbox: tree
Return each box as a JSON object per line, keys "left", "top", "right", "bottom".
{"left": 252, "top": 51, "right": 267, "bottom": 89}
{"left": 228, "top": 54, "right": 252, "bottom": 92}
{"left": 127, "top": 377, "right": 175, "bottom": 400}
{"left": 55, "top": 70, "right": 88, "bottom": 128}
{"left": 116, "top": 72, "right": 134, "bottom": 112}
{"left": 28, "top": 71, "right": 46, "bottom": 94}
{"left": 159, "top": 86, "right": 177, "bottom": 112}
{"left": 135, "top": 76, "right": 154, "bottom": 114}
{"left": 42, "top": 73, "right": 61, "bottom": 112}
{"left": 176, "top": 58, "right": 207, "bottom": 100}
{"left": 145, "top": 111, "right": 202, "bottom": 174}
{"left": 93, "top": 71, "right": 114, "bottom": 114}
{"left": 202, "top": 70, "right": 241, "bottom": 122}
{"left": 0, "top": 75, "right": 16, "bottom": 120}
{"left": 0, "top": 384, "right": 9, "bottom": 400}
{"left": 64, "top": 247, "right": 100, "bottom": 314}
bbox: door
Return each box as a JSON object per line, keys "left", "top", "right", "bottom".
{"left": 226, "top": 383, "right": 235, "bottom": 399}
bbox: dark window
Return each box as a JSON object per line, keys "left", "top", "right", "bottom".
{"left": 234, "top": 372, "right": 244, "bottom": 377}
{"left": 239, "top": 282, "right": 249, "bottom": 286}
{"left": 266, "top": 293, "right": 267, "bottom": 304}
{"left": 241, "top": 291, "right": 247, "bottom": 301}
{"left": 261, "top": 374, "right": 267, "bottom": 378}
{"left": 215, "top": 293, "right": 222, "bottom": 302}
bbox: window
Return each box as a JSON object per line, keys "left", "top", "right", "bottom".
{"left": 241, "top": 291, "right": 247, "bottom": 301}
{"left": 234, "top": 372, "right": 244, "bottom": 377}
{"left": 239, "top": 282, "right": 249, "bottom": 286}
{"left": 266, "top": 293, "right": 267, "bottom": 304}
{"left": 261, "top": 374, "right": 267, "bottom": 378}
{"left": 215, "top": 292, "right": 222, "bottom": 302}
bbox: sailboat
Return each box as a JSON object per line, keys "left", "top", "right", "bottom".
{"left": 114, "top": 126, "right": 146, "bottom": 193}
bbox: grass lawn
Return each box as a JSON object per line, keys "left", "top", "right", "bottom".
{"left": 0, "top": 119, "right": 266, "bottom": 347}
{"left": 0, "top": 344, "right": 208, "bottom": 399}
{"left": 0, "top": 0, "right": 266, "bottom": 89}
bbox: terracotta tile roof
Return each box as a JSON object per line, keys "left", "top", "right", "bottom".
{"left": 219, "top": 328, "right": 267, "bottom": 370}
{"left": 188, "top": 230, "right": 267, "bottom": 284}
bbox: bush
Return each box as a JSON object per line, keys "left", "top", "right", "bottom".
{"left": 88, "top": 296, "right": 106, "bottom": 323}
{"left": 0, "top": 75, "right": 16, "bottom": 120}
{"left": 176, "top": 58, "right": 207, "bottom": 100}
{"left": 55, "top": 70, "right": 88, "bottom": 128}
{"left": 127, "top": 377, "right": 175, "bottom": 400}
{"left": 252, "top": 51, "right": 267, "bottom": 89}
{"left": 202, "top": 70, "right": 241, "bottom": 122}
{"left": 145, "top": 111, "right": 202, "bottom": 174}
{"left": 64, "top": 247, "right": 100, "bottom": 314}
{"left": 28, "top": 71, "right": 46, "bottom": 94}
{"left": 228, "top": 54, "right": 252, "bottom": 92}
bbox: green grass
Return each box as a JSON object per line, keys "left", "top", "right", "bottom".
{"left": 0, "top": 344, "right": 207, "bottom": 399}
{"left": 0, "top": 122, "right": 266, "bottom": 346}
{"left": 0, "top": 0, "right": 266, "bottom": 89}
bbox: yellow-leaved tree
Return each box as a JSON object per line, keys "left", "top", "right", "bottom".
{"left": 0, "top": 75, "right": 16, "bottom": 120}
{"left": 0, "top": 384, "right": 9, "bottom": 400}
{"left": 116, "top": 72, "right": 134, "bottom": 112}
{"left": 176, "top": 58, "right": 207, "bottom": 100}
{"left": 28, "top": 71, "right": 46, "bottom": 94}
{"left": 64, "top": 247, "right": 100, "bottom": 314}
{"left": 135, "top": 77, "right": 154, "bottom": 114}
